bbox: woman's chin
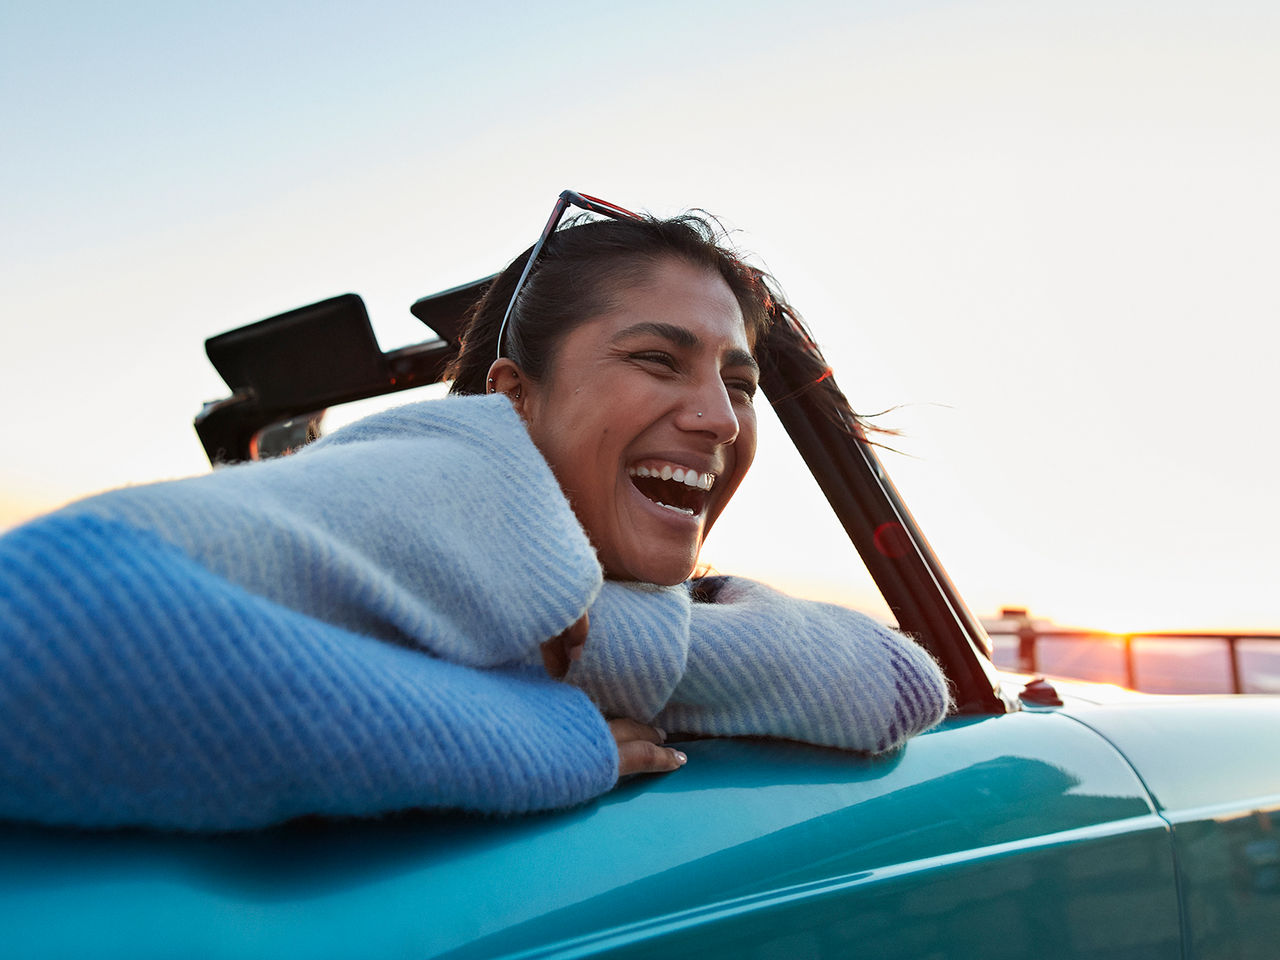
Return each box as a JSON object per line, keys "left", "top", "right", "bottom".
{"left": 601, "top": 548, "right": 698, "bottom": 586}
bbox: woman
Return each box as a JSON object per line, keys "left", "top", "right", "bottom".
{"left": 0, "top": 192, "right": 949, "bottom": 830}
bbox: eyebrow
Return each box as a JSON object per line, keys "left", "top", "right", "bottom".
{"left": 610, "top": 321, "right": 760, "bottom": 374}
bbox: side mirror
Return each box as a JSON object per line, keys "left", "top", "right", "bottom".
{"left": 195, "top": 294, "right": 453, "bottom": 464}
{"left": 205, "top": 294, "right": 386, "bottom": 410}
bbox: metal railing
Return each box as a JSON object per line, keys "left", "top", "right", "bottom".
{"left": 985, "top": 616, "right": 1280, "bottom": 694}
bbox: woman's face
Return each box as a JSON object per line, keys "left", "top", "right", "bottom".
{"left": 513, "top": 258, "right": 759, "bottom": 585}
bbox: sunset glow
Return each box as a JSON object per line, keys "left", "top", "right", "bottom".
{"left": 3, "top": 1, "right": 1277, "bottom": 635}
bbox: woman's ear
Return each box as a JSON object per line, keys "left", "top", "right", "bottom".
{"left": 484, "top": 359, "right": 527, "bottom": 417}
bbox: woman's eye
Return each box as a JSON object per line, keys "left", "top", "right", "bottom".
{"left": 728, "top": 380, "right": 758, "bottom": 404}
{"left": 631, "top": 351, "right": 677, "bottom": 370}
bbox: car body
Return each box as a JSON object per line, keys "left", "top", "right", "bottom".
{"left": 2, "top": 289, "right": 1277, "bottom": 958}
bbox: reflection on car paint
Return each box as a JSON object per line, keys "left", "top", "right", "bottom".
{"left": 0, "top": 712, "right": 1189, "bottom": 959}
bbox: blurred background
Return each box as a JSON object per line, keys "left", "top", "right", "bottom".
{"left": 3, "top": 0, "right": 1277, "bottom": 635}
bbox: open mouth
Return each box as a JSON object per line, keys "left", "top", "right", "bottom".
{"left": 627, "top": 463, "right": 715, "bottom": 517}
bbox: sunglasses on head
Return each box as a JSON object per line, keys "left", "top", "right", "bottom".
{"left": 495, "top": 189, "right": 642, "bottom": 362}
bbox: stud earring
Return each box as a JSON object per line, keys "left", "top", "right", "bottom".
{"left": 487, "top": 377, "right": 495, "bottom": 394}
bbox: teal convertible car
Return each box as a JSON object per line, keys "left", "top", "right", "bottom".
{"left": 3, "top": 289, "right": 1277, "bottom": 959}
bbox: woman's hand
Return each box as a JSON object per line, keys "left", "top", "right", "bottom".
{"left": 608, "top": 718, "right": 687, "bottom": 776}
{"left": 540, "top": 613, "right": 589, "bottom": 679}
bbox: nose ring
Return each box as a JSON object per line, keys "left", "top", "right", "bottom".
{"left": 696, "top": 412, "right": 703, "bottom": 418}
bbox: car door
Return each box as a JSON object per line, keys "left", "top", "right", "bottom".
{"left": 0, "top": 710, "right": 1182, "bottom": 960}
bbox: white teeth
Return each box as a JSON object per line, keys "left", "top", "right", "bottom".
{"left": 656, "top": 501, "right": 696, "bottom": 516}
{"left": 627, "top": 464, "right": 716, "bottom": 491}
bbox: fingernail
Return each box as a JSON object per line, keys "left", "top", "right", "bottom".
{"left": 672, "top": 750, "right": 687, "bottom": 765}
{"left": 654, "top": 727, "right": 667, "bottom": 743}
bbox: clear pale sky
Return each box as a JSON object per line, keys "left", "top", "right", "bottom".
{"left": 3, "top": 0, "right": 1277, "bottom": 632}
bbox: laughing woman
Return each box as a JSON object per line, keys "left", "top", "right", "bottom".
{"left": 0, "top": 192, "right": 949, "bottom": 830}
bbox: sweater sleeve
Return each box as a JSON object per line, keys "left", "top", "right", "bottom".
{"left": 565, "top": 576, "right": 951, "bottom": 754}
{"left": 654, "top": 577, "right": 952, "bottom": 754}
{"left": 0, "top": 513, "right": 618, "bottom": 830}
{"left": 59, "top": 395, "right": 602, "bottom": 669}
{"left": 561, "top": 580, "right": 692, "bottom": 722}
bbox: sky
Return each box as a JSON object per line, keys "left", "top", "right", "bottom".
{"left": 2, "top": 0, "right": 1277, "bottom": 632}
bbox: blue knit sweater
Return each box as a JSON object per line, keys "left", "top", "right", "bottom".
{"left": 0, "top": 395, "right": 949, "bottom": 830}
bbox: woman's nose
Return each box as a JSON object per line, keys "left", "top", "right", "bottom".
{"left": 677, "top": 380, "right": 739, "bottom": 444}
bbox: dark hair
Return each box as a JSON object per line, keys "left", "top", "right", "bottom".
{"left": 446, "top": 212, "right": 773, "bottom": 394}
{"left": 445, "top": 207, "right": 883, "bottom": 444}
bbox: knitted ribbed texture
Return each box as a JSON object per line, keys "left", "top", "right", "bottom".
{"left": 568, "top": 577, "right": 951, "bottom": 753}
{"left": 561, "top": 581, "right": 692, "bottom": 720}
{"left": 0, "top": 514, "right": 617, "bottom": 830}
{"left": 60, "top": 395, "right": 602, "bottom": 668}
{"left": 0, "top": 393, "right": 950, "bottom": 830}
